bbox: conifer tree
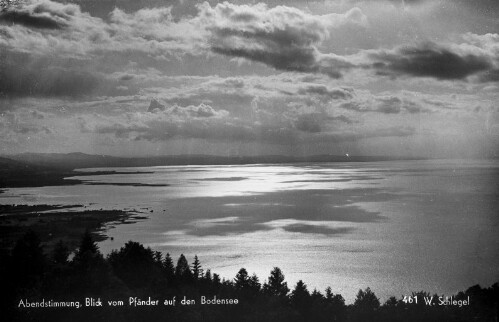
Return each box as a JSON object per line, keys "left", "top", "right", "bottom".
{"left": 11, "top": 230, "right": 45, "bottom": 287}
{"left": 52, "top": 240, "right": 70, "bottom": 265}
{"left": 234, "top": 268, "right": 250, "bottom": 290}
{"left": 384, "top": 296, "right": 399, "bottom": 307}
{"left": 354, "top": 287, "right": 380, "bottom": 310}
{"left": 163, "top": 253, "right": 175, "bottom": 281}
{"left": 249, "top": 273, "right": 261, "bottom": 293}
{"left": 291, "top": 280, "right": 310, "bottom": 309}
{"left": 263, "top": 267, "right": 289, "bottom": 297}
{"left": 204, "top": 269, "right": 212, "bottom": 282}
{"left": 153, "top": 251, "right": 163, "bottom": 266}
{"left": 191, "top": 255, "right": 203, "bottom": 280}
{"left": 76, "top": 230, "right": 98, "bottom": 256}
{"left": 107, "top": 241, "right": 162, "bottom": 290}
{"left": 325, "top": 286, "right": 333, "bottom": 300}
{"left": 213, "top": 273, "right": 221, "bottom": 285}
{"left": 311, "top": 288, "right": 323, "bottom": 301}
{"left": 175, "top": 254, "right": 192, "bottom": 281}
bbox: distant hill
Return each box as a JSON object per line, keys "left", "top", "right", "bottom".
{"left": 0, "top": 156, "right": 80, "bottom": 188}
{"left": 3, "top": 152, "right": 419, "bottom": 171}
{"left": 7, "top": 152, "right": 129, "bottom": 170}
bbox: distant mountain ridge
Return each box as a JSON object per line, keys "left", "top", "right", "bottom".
{"left": 3, "top": 152, "right": 421, "bottom": 171}
{"left": 0, "top": 155, "right": 79, "bottom": 188}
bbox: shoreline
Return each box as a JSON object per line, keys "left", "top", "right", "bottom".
{"left": 0, "top": 169, "right": 156, "bottom": 190}
{"left": 0, "top": 204, "right": 147, "bottom": 253}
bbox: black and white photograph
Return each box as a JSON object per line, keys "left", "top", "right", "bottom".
{"left": 0, "top": 0, "right": 498, "bottom": 321}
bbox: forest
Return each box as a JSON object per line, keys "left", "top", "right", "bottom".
{"left": 1, "top": 230, "right": 497, "bottom": 322}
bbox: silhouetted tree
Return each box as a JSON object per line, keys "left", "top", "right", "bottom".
{"left": 11, "top": 230, "right": 45, "bottom": 288}
{"left": 191, "top": 255, "right": 203, "bottom": 280}
{"left": 291, "top": 280, "right": 311, "bottom": 314}
{"left": 52, "top": 240, "right": 70, "bottom": 265}
{"left": 354, "top": 287, "right": 380, "bottom": 310}
{"left": 325, "top": 286, "right": 334, "bottom": 300}
{"left": 234, "top": 268, "right": 250, "bottom": 290}
{"left": 163, "top": 253, "right": 175, "bottom": 283}
{"left": 71, "top": 230, "right": 104, "bottom": 287}
{"left": 324, "top": 287, "right": 346, "bottom": 322}
{"left": 204, "top": 269, "right": 212, "bottom": 282}
{"left": 263, "top": 267, "right": 289, "bottom": 297}
{"left": 311, "top": 288, "right": 323, "bottom": 301}
{"left": 213, "top": 273, "right": 221, "bottom": 286}
{"left": 108, "top": 241, "right": 165, "bottom": 291}
{"left": 153, "top": 251, "right": 163, "bottom": 265}
{"left": 352, "top": 287, "right": 381, "bottom": 321}
{"left": 384, "top": 296, "right": 399, "bottom": 307}
{"left": 175, "top": 254, "right": 192, "bottom": 282}
{"left": 76, "top": 230, "right": 98, "bottom": 256}
{"left": 249, "top": 273, "right": 261, "bottom": 293}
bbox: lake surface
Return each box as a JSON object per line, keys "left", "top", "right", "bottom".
{"left": 2, "top": 159, "right": 498, "bottom": 302}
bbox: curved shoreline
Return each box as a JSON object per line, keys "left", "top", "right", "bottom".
{"left": 0, "top": 204, "right": 147, "bottom": 252}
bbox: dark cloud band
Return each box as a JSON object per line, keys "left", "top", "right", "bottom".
{"left": 369, "top": 42, "right": 493, "bottom": 80}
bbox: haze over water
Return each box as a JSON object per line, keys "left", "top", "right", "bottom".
{"left": 2, "top": 159, "right": 498, "bottom": 302}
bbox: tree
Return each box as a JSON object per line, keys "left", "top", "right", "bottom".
{"left": 384, "top": 296, "right": 398, "bottom": 307}
{"left": 191, "top": 255, "right": 203, "bottom": 280}
{"left": 323, "top": 287, "right": 347, "bottom": 322}
{"left": 74, "top": 230, "right": 98, "bottom": 259}
{"left": 291, "top": 280, "right": 311, "bottom": 311}
{"left": 354, "top": 287, "right": 380, "bottom": 310}
{"left": 163, "top": 253, "right": 175, "bottom": 282}
{"left": 69, "top": 232, "right": 115, "bottom": 296}
{"left": 204, "top": 269, "right": 212, "bottom": 282}
{"left": 234, "top": 268, "right": 250, "bottom": 290}
{"left": 325, "top": 286, "right": 334, "bottom": 300}
{"left": 213, "top": 273, "right": 221, "bottom": 285}
{"left": 248, "top": 273, "right": 261, "bottom": 293}
{"left": 11, "top": 230, "right": 46, "bottom": 288}
{"left": 153, "top": 251, "right": 163, "bottom": 265}
{"left": 52, "top": 240, "right": 70, "bottom": 265}
{"left": 263, "top": 267, "right": 289, "bottom": 297}
{"left": 175, "top": 254, "right": 192, "bottom": 281}
{"left": 107, "top": 241, "right": 163, "bottom": 290}
{"left": 311, "top": 289, "right": 323, "bottom": 301}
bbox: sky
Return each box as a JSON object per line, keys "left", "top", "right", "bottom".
{"left": 0, "top": 0, "right": 498, "bottom": 158}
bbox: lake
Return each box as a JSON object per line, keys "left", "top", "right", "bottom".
{"left": 1, "top": 159, "right": 498, "bottom": 302}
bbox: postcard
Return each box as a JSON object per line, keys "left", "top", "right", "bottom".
{"left": 1, "top": 0, "right": 498, "bottom": 321}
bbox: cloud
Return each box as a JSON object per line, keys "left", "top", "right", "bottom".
{"left": 337, "top": 91, "right": 433, "bottom": 114}
{"left": 200, "top": 2, "right": 363, "bottom": 77}
{"left": 0, "top": 109, "right": 54, "bottom": 138}
{"left": 369, "top": 42, "right": 493, "bottom": 80}
{"left": 295, "top": 113, "right": 322, "bottom": 133}
{"left": 92, "top": 102, "right": 235, "bottom": 141}
{"left": 164, "top": 103, "right": 230, "bottom": 119}
{"left": 375, "top": 96, "right": 428, "bottom": 114}
{"left": 327, "top": 115, "right": 355, "bottom": 124}
{"left": 87, "top": 95, "right": 418, "bottom": 147}
{"left": 0, "top": 52, "right": 101, "bottom": 98}
{"left": 0, "top": 0, "right": 86, "bottom": 29}
{"left": 480, "top": 69, "right": 499, "bottom": 82}
{"left": 4, "top": 1, "right": 497, "bottom": 87}
{"left": 0, "top": 0, "right": 201, "bottom": 61}
{"left": 283, "top": 224, "right": 354, "bottom": 235}
{"left": 0, "top": 8, "right": 63, "bottom": 29}
{"left": 297, "top": 85, "right": 354, "bottom": 101}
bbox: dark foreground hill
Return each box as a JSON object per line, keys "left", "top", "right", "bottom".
{"left": 1, "top": 231, "right": 498, "bottom": 322}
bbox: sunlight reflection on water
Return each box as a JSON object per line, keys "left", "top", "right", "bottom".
{"left": 2, "top": 159, "right": 498, "bottom": 302}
